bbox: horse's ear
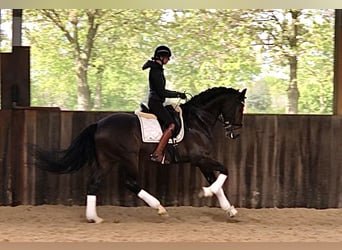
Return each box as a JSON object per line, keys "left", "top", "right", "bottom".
{"left": 240, "top": 88, "right": 247, "bottom": 98}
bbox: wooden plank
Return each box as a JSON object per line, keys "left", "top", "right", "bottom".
{"left": 293, "top": 115, "right": 309, "bottom": 207}
{"left": 235, "top": 114, "right": 254, "bottom": 208}
{"left": 259, "top": 115, "right": 277, "bottom": 208}
{"left": 34, "top": 110, "right": 52, "bottom": 204}
{"left": 0, "top": 46, "right": 30, "bottom": 109}
{"left": 57, "top": 111, "right": 73, "bottom": 205}
{"left": 44, "top": 110, "right": 61, "bottom": 204}
{"left": 9, "top": 110, "right": 26, "bottom": 205}
{"left": 0, "top": 111, "right": 12, "bottom": 205}
{"left": 178, "top": 161, "right": 191, "bottom": 206}
{"left": 329, "top": 116, "right": 342, "bottom": 207}
{"left": 22, "top": 109, "right": 37, "bottom": 205}
{"left": 241, "top": 115, "right": 257, "bottom": 208}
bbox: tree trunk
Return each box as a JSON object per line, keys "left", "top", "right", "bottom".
{"left": 287, "top": 56, "right": 299, "bottom": 114}
{"left": 94, "top": 65, "right": 104, "bottom": 110}
{"left": 286, "top": 10, "right": 300, "bottom": 114}
{"left": 75, "top": 56, "right": 91, "bottom": 110}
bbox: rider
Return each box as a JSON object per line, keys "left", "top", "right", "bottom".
{"left": 142, "top": 45, "right": 186, "bottom": 164}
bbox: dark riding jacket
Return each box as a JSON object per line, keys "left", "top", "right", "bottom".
{"left": 142, "top": 60, "right": 180, "bottom": 128}
{"left": 142, "top": 60, "right": 181, "bottom": 102}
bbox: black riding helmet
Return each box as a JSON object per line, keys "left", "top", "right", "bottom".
{"left": 153, "top": 45, "right": 172, "bottom": 59}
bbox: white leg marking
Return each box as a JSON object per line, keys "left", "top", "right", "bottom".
{"left": 215, "top": 188, "right": 231, "bottom": 210}
{"left": 226, "top": 205, "right": 238, "bottom": 217}
{"left": 138, "top": 190, "right": 160, "bottom": 208}
{"left": 215, "top": 188, "right": 238, "bottom": 217}
{"left": 138, "top": 190, "right": 169, "bottom": 216}
{"left": 199, "top": 186, "right": 214, "bottom": 197}
{"left": 209, "top": 174, "right": 227, "bottom": 194}
{"left": 199, "top": 174, "right": 227, "bottom": 198}
{"left": 86, "top": 195, "right": 104, "bottom": 223}
{"left": 199, "top": 174, "right": 238, "bottom": 217}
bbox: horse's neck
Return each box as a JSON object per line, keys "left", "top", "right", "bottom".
{"left": 200, "top": 99, "right": 223, "bottom": 119}
{"left": 184, "top": 105, "right": 218, "bottom": 133}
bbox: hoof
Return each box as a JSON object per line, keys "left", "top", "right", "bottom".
{"left": 86, "top": 216, "right": 104, "bottom": 223}
{"left": 226, "top": 206, "right": 238, "bottom": 217}
{"left": 159, "top": 212, "right": 169, "bottom": 218}
{"left": 157, "top": 205, "right": 169, "bottom": 217}
{"left": 198, "top": 187, "right": 213, "bottom": 198}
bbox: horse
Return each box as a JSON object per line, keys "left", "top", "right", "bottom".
{"left": 32, "top": 87, "right": 247, "bottom": 223}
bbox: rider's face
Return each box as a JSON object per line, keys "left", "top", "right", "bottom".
{"left": 161, "top": 56, "right": 170, "bottom": 65}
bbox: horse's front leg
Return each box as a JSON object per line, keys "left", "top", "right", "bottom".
{"left": 215, "top": 188, "right": 238, "bottom": 217}
{"left": 197, "top": 161, "right": 238, "bottom": 217}
{"left": 138, "top": 190, "right": 169, "bottom": 217}
{"left": 200, "top": 173, "right": 227, "bottom": 197}
{"left": 126, "top": 176, "right": 169, "bottom": 217}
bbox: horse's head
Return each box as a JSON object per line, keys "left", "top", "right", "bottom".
{"left": 220, "top": 88, "right": 247, "bottom": 139}
{"left": 182, "top": 87, "right": 247, "bottom": 139}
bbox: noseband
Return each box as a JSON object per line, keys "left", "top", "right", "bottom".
{"left": 223, "top": 121, "right": 242, "bottom": 139}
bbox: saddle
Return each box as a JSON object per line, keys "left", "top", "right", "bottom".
{"left": 134, "top": 103, "right": 184, "bottom": 144}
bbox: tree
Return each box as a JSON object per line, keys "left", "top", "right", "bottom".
{"left": 161, "top": 9, "right": 261, "bottom": 94}
{"left": 24, "top": 9, "right": 166, "bottom": 111}
{"left": 0, "top": 9, "right": 12, "bottom": 52}
{"left": 42, "top": 9, "right": 104, "bottom": 110}
{"left": 22, "top": 9, "right": 334, "bottom": 114}
{"left": 297, "top": 10, "right": 334, "bottom": 114}
{"left": 247, "top": 79, "right": 272, "bottom": 112}
{"left": 24, "top": 9, "right": 119, "bottom": 110}
{"left": 249, "top": 9, "right": 334, "bottom": 114}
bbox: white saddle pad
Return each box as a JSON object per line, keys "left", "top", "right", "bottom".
{"left": 135, "top": 106, "right": 184, "bottom": 143}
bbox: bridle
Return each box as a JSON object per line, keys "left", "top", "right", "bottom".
{"left": 218, "top": 99, "right": 245, "bottom": 139}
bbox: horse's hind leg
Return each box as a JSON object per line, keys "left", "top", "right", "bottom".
{"left": 86, "top": 194, "right": 103, "bottom": 223}
{"left": 85, "top": 164, "right": 114, "bottom": 223}
{"left": 198, "top": 167, "right": 237, "bottom": 217}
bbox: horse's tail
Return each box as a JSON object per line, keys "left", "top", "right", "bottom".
{"left": 31, "top": 123, "right": 98, "bottom": 174}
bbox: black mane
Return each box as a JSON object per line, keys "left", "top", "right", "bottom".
{"left": 183, "top": 87, "right": 240, "bottom": 108}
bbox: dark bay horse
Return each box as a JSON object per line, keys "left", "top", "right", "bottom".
{"left": 33, "top": 87, "right": 247, "bottom": 223}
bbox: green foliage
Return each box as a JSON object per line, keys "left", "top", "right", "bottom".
{"left": 297, "top": 10, "right": 334, "bottom": 114}
{"left": 19, "top": 9, "right": 334, "bottom": 114}
{"left": 247, "top": 80, "right": 272, "bottom": 112}
{"left": 23, "top": 10, "right": 77, "bottom": 109}
{"left": 0, "top": 9, "right": 12, "bottom": 52}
